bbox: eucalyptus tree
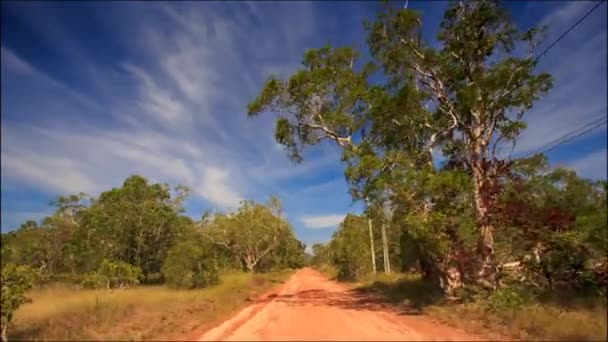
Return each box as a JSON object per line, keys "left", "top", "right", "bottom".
{"left": 248, "top": 0, "right": 552, "bottom": 289}
{"left": 368, "top": 1, "right": 552, "bottom": 287}
{"left": 77, "top": 175, "right": 185, "bottom": 277}
{"left": 208, "top": 197, "right": 297, "bottom": 272}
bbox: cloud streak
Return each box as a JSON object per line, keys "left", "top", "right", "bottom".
{"left": 301, "top": 214, "right": 346, "bottom": 229}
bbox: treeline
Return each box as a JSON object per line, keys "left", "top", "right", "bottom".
{"left": 311, "top": 156, "right": 607, "bottom": 295}
{"left": 249, "top": 0, "right": 608, "bottom": 300}
{"left": 1, "top": 175, "right": 306, "bottom": 290}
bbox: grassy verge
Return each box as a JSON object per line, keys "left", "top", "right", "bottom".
{"left": 316, "top": 264, "right": 338, "bottom": 280}
{"left": 9, "top": 269, "right": 294, "bottom": 341}
{"left": 355, "top": 273, "right": 607, "bottom": 341}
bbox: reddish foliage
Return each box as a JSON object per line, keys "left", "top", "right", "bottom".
{"left": 494, "top": 171, "right": 576, "bottom": 239}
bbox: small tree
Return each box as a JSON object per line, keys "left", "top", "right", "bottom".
{"left": 331, "top": 214, "right": 374, "bottom": 281}
{"left": 161, "top": 240, "right": 219, "bottom": 289}
{"left": 1, "top": 264, "right": 34, "bottom": 342}
{"left": 80, "top": 260, "right": 142, "bottom": 290}
{"left": 208, "top": 197, "right": 294, "bottom": 272}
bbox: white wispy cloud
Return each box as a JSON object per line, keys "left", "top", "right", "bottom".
{"left": 512, "top": 1, "right": 607, "bottom": 156}
{"left": 1, "top": 46, "right": 34, "bottom": 75}
{"left": 0, "top": 2, "right": 332, "bottom": 217}
{"left": 198, "top": 167, "right": 244, "bottom": 209}
{"left": 567, "top": 148, "right": 607, "bottom": 180}
{"left": 301, "top": 214, "right": 346, "bottom": 229}
{"left": 122, "top": 62, "right": 189, "bottom": 126}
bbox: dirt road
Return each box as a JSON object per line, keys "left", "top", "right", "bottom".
{"left": 198, "top": 268, "right": 481, "bottom": 341}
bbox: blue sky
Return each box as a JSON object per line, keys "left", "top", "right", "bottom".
{"left": 1, "top": 1, "right": 606, "bottom": 250}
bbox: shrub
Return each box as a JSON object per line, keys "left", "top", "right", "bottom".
{"left": 1, "top": 264, "right": 34, "bottom": 341}
{"left": 144, "top": 272, "right": 164, "bottom": 284}
{"left": 486, "top": 285, "right": 532, "bottom": 313}
{"left": 79, "top": 260, "right": 142, "bottom": 290}
{"left": 79, "top": 272, "right": 106, "bottom": 289}
{"left": 97, "top": 260, "right": 142, "bottom": 289}
{"left": 161, "top": 241, "right": 219, "bottom": 289}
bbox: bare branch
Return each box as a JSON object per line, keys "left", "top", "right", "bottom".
{"left": 400, "top": 38, "right": 425, "bottom": 60}
{"left": 305, "top": 122, "right": 352, "bottom": 148}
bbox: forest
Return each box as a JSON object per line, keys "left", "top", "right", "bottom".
{"left": 1, "top": 175, "right": 306, "bottom": 340}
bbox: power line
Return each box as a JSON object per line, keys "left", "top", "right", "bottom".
{"left": 528, "top": 117, "right": 607, "bottom": 156}
{"left": 534, "top": 0, "right": 606, "bottom": 63}
{"left": 523, "top": 117, "right": 607, "bottom": 158}
{"left": 519, "top": 1, "right": 607, "bottom": 158}
{"left": 537, "top": 116, "right": 607, "bottom": 150}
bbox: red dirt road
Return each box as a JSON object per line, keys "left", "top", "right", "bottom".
{"left": 198, "top": 268, "right": 482, "bottom": 341}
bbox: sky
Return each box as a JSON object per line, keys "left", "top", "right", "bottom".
{"left": 1, "top": 1, "right": 606, "bottom": 250}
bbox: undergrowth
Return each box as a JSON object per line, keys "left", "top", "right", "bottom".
{"left": 9, "top": 270, "right": 293, "bottom": 341}
{"left": 355, "top": 273, "right": 607, "bottom": 341}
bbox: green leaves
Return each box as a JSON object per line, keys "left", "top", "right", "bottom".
{"left": 247, "top": 78, "right": 282, "bottom": 116}
{"left": 330, "top": 214, "right": 374, "bottom": 281}
{"left": 80, "top": 259, "right": 143, "bottom": 289}
{"left": 247, "top": 46, "right": 373, "bottom": 161}
{"left": 1, "top": 264, "right": 34, "bottom": 333}
{"left": 75, "top": 175, "right": 187, "bottom": 277}
{"left": 206, "top": 197, "right": 303, "bottom": 273}
{"left": 162, "top": 240, "right": 219, "bottom": 289}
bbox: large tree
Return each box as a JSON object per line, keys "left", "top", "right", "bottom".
{"left": 207, "top": 197, "right": 299, "bottom": 272}
{"left": 248, "top": 0, "right": 552, "bottom": 288}
{"left": 77, "top": 175, "right": 186, "bottom": 277}
{"left": 330, "top": 214, "right": 375, "bottom": 281}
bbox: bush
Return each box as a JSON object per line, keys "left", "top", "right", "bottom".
{"left": 79, "top": 260, "right": 142, "bottom": 290}
{"left": 486, "top": 285, "right": 532, "bottom": 313}
{"left": 161, "top": 241, "right": 219, "bottom": 289}
{"left": 97, "top": 260, "right": 142, "bottom": 289}
{"left": 1, "top": 264, "right": 34, "bottom": 341}
{"left": 144, "top": 272, "right": 164, "bottom": 284}
{"left": 79, "top": 273, "right": 106, "bottom": 289}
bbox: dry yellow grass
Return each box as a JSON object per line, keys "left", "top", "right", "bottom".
{"left": 427, "top": 301, "right": 608, "bottom": 341}
{"left": 355, "top": 273, "right": 607, "bottom": 341}
{"left": 9, "top": 270, "right": 293, "bottom": 341}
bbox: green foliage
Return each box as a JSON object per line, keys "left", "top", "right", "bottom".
{"left": 77, "top": 176, "right": 185, "bottom": 278}
{"left": 247, "top": 46, "right": 374, "bottom": 162}
{"left": 79, "top": 273, "right": 107, "bottom": 289}
{"left": 1, "top": 227, "right": 46, "bottom": 268}
{"left": 330, "top": 214, "right": 373, "bottom": 281}
{"left": 1, "top": 264, "right": 34, "bottom": 337}
{"left": 161, "top": 240, "right": 219, "bottom": 289}
{"left": 207, "top": 197, "right": 304, "bottom": 273}
{"left": 486, "top": 285, "right": 531, "bottom": 313}
{"left": 249, "top": 0, "right": 557, "bottom": 292}
{"left": 97, "top": 260, "right": 142, "bottom": 289}
{"left": 1, "top": 175, "right": 302, "bottom": 297}
{"left": 80, "top": 260, "right": 142, "bottom": 290}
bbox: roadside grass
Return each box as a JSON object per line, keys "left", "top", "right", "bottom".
{"left": 355, "top": 273, "right": 443, "bottom": 310}
{"left": 9, "top": 269, "right": 293, "bottom": 341}
{"left": 316, "top": 264, "right": 339, "bottom": 280}
{"left": 355, "top": 273, "right": 608, "bottom": 341}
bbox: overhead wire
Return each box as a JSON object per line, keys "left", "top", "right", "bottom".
{"left": 534, "top": 0, "right": 606, "bottom": 63}
{"left": 522, "top": 117, "right": 607, "bottom": 158}
{"left": 518, "top": 0, "right": 607, "bottom": 157}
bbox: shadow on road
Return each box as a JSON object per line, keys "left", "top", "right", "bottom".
{"left": 265, "top": 279, "right": 443, "bottom": 316}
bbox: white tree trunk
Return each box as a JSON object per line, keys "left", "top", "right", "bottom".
{"left": 381, "top": 223, "right": 391, "bottom": 274}
{"left": 368, "top": 218, "right": 377, "bottom": 274}
{"left": 472, "top": 163, "right": 498, "bottom": 289}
